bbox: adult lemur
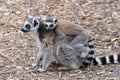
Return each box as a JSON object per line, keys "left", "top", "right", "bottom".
{"left": 21, "top": 15, "right": 120, "bottom": 72}
{"left": 21, "top": 15, "right": 94, "bottom": 71}
{"left": 21, "top": 15, "right": 56, "bottom": 72}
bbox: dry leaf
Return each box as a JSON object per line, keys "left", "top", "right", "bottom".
{"left": 97, "top": 70, "right": 105, "bottom": 75}
{"left": 16, "top": 11, "right": 21, "bottom": 15}
{"left": 111, "top": 38, "right": 117, "bottom": 42}
{"left": 4, "top": 12, "right": 10, "bottom": 16}
{"left": 71, "top": 0, "right": 76, "bottom": 3}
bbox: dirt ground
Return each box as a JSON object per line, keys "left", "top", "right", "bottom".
{"left": 0, "top": 0, "right": 120, "bottom": 80}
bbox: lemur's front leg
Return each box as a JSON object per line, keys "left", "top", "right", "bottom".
{"left": 27, "top": 47, "right": 43, "bottom": 68}
{"left": 36, "top": 48, "right": 52, "bottom": 72}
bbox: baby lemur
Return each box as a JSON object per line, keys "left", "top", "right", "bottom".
{"left": 41, "top": 16, "right": 90, "bottom": 45}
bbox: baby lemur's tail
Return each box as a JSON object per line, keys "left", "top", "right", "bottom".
{"left": 92, "top": 54, "right": 120, "bottom": 65}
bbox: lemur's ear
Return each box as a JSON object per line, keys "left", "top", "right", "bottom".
{"left": 41, "top": 17, "right": 47, "bottom": 22}
{"left": 54, "top": 18, "right": 58, "bottom": 24}
{"left": 34, "top": 19, "right": 38, "bottom": 27}
{"left": 28, "top": 15, "right": 34, "bottom": 19}
{"left": 52, "top": 13, "right": 57, "bottom": 17}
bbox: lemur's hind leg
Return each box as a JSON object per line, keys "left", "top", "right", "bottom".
{"left": 53, "top": 33, "right": 66, "bottom": 44}
{"left": 56, "top": 44, "right": 81, "bottom": 70}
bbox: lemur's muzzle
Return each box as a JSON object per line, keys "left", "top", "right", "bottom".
{"left": 21, "top": 28, "right": 29, "bottom": 32}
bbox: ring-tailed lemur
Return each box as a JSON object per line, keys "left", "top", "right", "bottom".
{"left": 21, "top": 15, "right": 94, "bottom": 72}
{"left": 41, "top": 16, "right": 90, "bottom": 45}
{"left": 21, "top": 15, "right": 120, "bottom": 72}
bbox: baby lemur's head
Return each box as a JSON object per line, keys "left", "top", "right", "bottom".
{"left": 21, "top": 15, "right": 39, "bottom": 33}
{"left": 41, "top": 16, "right": 58, "bottom": 30}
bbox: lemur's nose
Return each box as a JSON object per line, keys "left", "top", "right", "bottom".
{"left": 21, "top": 28, "right": 24, "bottom": 32}
{"left": 21, "top": 28, "right": 27, "bottom": 32}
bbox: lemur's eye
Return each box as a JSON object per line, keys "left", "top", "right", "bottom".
{"left": 34, "top": 20, "right": 38, "bottom": 27}
{"left": 55, "top": 19, "right": 58, "bottom": 24}
{"left": 25, "top": 24, "right": 30, "bottom": 29}
{"left": 50, "top": 24, "right": 53, "bottom": 28}
{"left": 45, "top": 24, "right": 48, "bottom": 27}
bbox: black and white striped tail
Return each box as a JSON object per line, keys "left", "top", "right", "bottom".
{"left": 81, "top": 39, "right": 120, "bottom": 67}
{"left": 82, "top": 39, "right": 95, "bottom": 67}
{"left": 92, "top": 54, "right": 120, "bottom": 65}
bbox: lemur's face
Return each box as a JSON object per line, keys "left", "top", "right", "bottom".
{"left": 21, "top": 15, "right": 39, "bottom": 32}
{"left": 41, "top": 17, "right": 58, "bottom": 30}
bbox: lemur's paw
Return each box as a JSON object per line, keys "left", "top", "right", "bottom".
{"left": 27, "top": 63, "right": 37, "bottom": 68}
{"left": 58, "top": 66, "right": 70, "bottom": 71}
{"left": 36, "top": 68, "right": 46, "bottom": 72}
